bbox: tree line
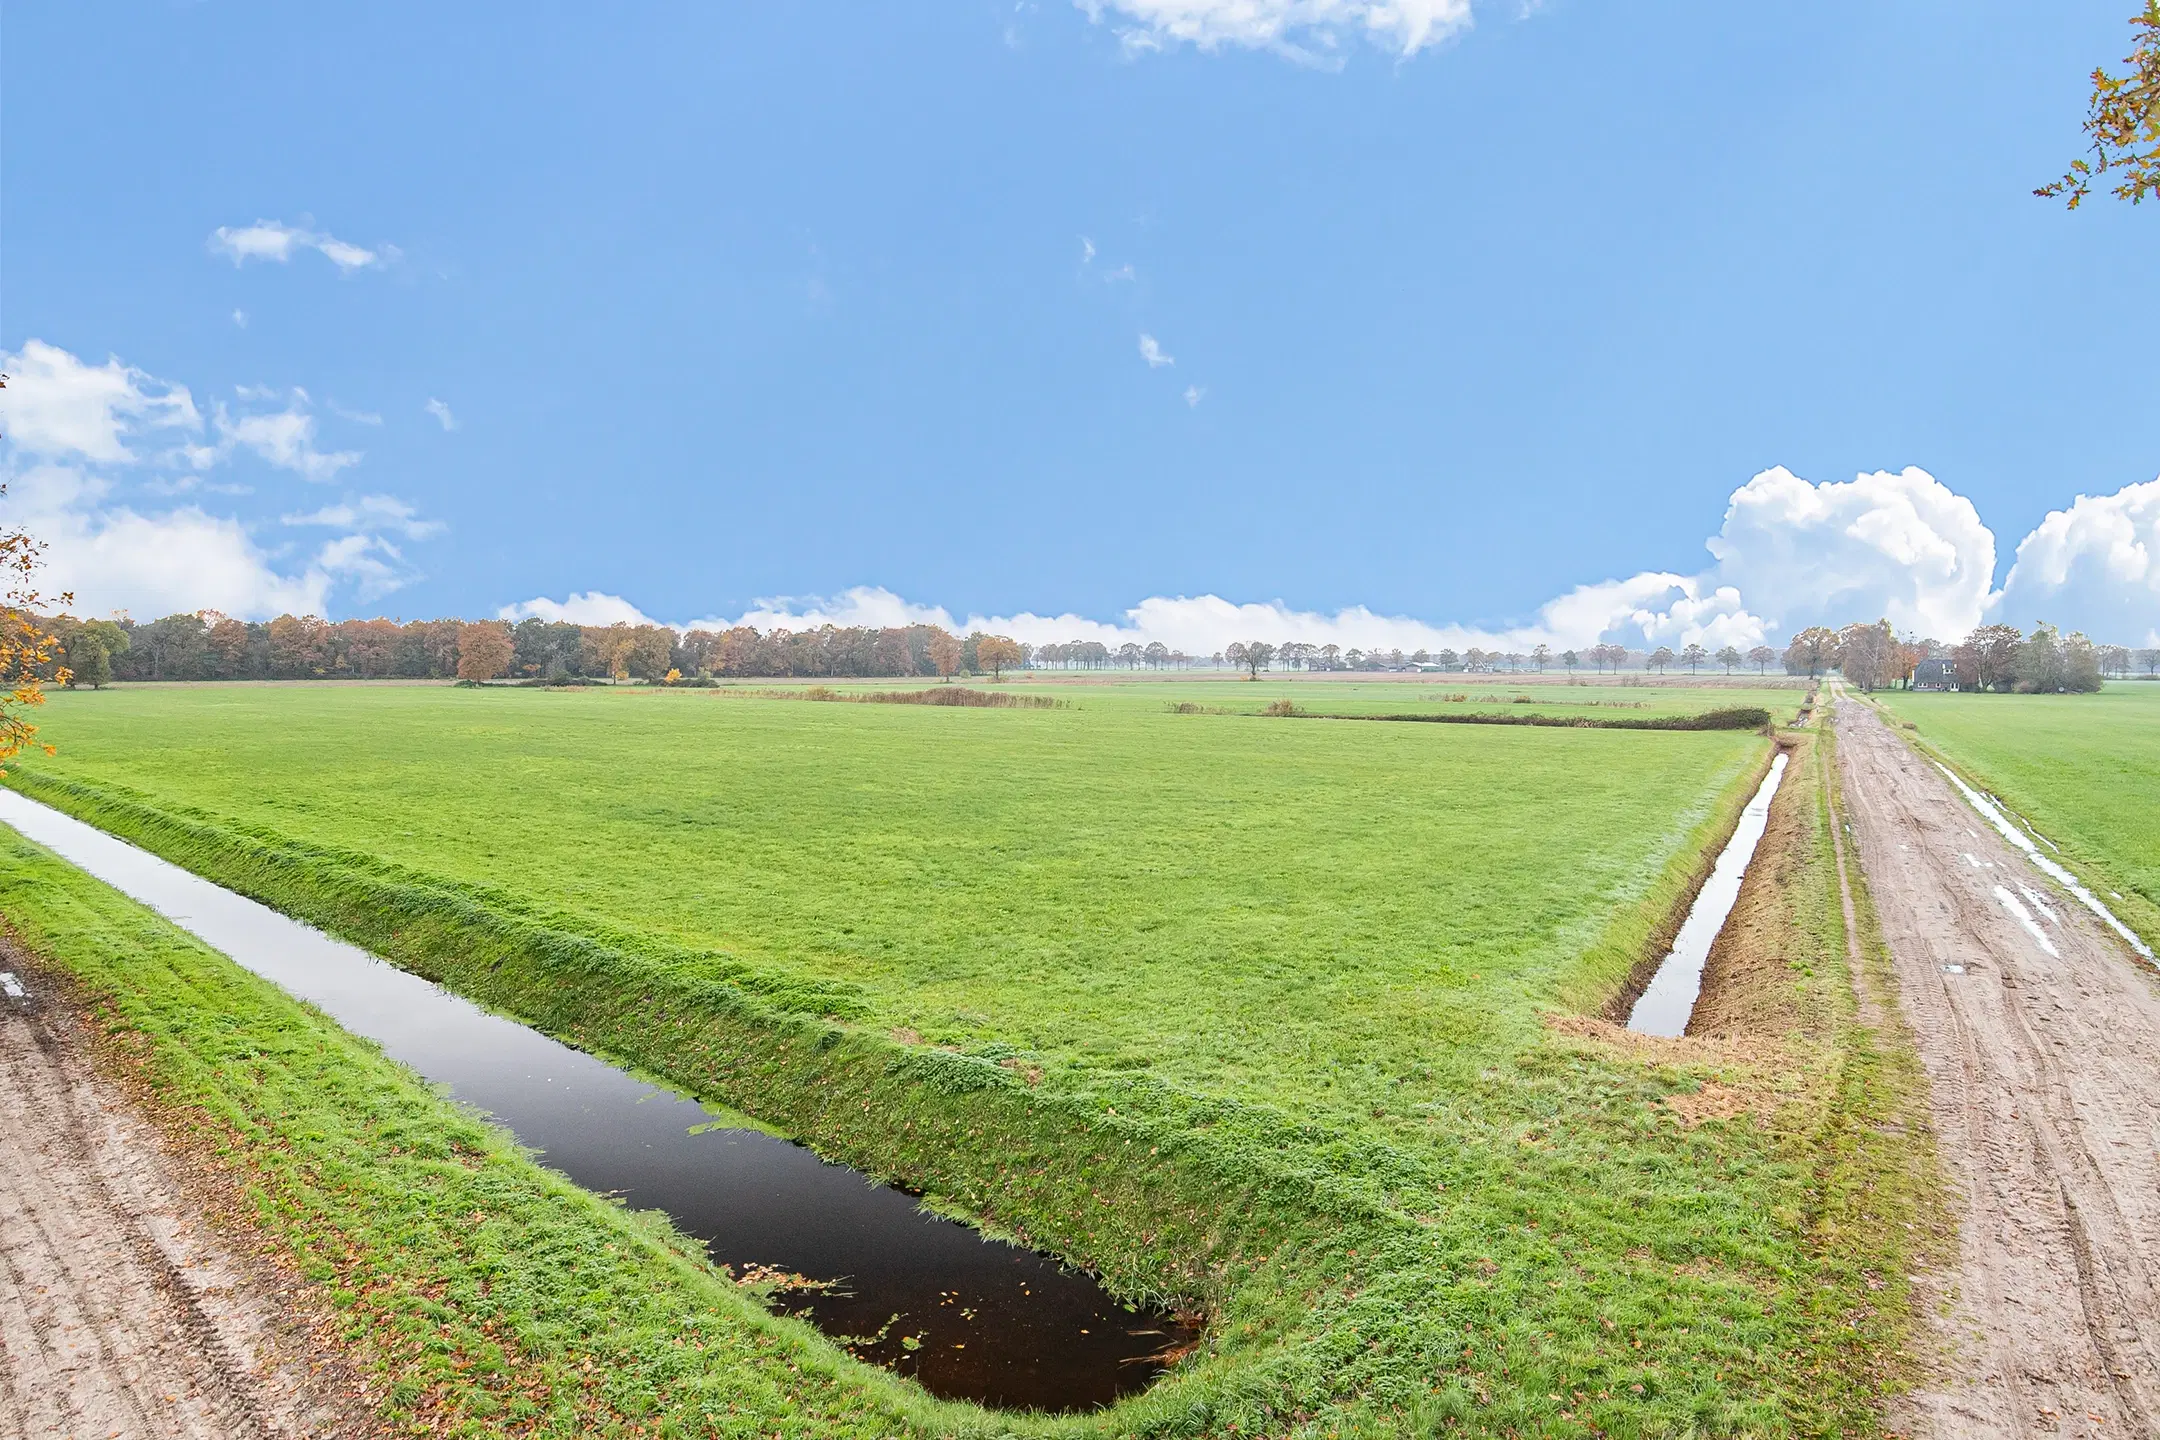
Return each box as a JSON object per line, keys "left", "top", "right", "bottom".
{"left": 32, "top": 608, "right": 2159, "bottom": 690}
{"left": 1780, "top": 620, "right": 2149, "bottom": 692}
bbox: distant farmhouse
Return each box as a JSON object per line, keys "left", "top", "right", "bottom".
{"left": 1911, "top": 657, "right": 1957, "bottom": 691}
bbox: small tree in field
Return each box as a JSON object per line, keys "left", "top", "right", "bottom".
{"left": 976, "top": 634, "right": 1024, "bottom": 680}
{"left": 456, "top": 621, "right": 514, "bottom": 681}
{"left": 1226, "top": 641, "right": 1276, "bottom": 679}
{"left": 926, "top": 628, "right": 962, "bottom": 681}
{"left": 1715, "top": 645, "right": 1741, "bottom": 674}
{"left": 1648, "top": 646, "right": 1675, "bottom": 674}
{"left": 1747, "top": 644, "right": 1775, "bottom": 675}
{"left": 1680, "top": 643, "right": 1706, "bottom": 674}
{"left": 1531, "top": 643, "right": 1551, "bottom": 672}
{"left": 1561, "top": 649, "right": 1579, "bottom": 675}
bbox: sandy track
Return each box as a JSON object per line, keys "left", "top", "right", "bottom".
{"left": 1835, "top": 695, "right": 2160, "bottom": 1440}
{"left": 0, "top": 961, "right": 365, "bottom": 1440}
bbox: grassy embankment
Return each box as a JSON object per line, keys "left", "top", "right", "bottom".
{"left": 6, "top": 684, "right": 1923, "bottom": 1436}
{"left": 1873, "top": 683, "right": 2160, "bottom": 952}
{"left": 0, "top": 832, "right": 961, "bottom": 1438}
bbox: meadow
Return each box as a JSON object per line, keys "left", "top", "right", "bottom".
{"left": 4, "top": 681, "right": 1924, "bottom": 1436}
{"left": 1874, "top": 682, "right": 2160, "bottom": 952}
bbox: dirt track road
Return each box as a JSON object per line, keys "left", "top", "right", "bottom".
{"left": 1836, "top": 694, "right": 2160, "bottom": 1439}
{"left": 0, "top": 959, "right": 362, "bottom": 1440}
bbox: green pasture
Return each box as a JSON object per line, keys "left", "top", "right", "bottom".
{"left": 4, "top": 683, "right": 1923, "bottom": 1436}
{"left": 1874, "top": 682, "right": 2160, "bottom": 950}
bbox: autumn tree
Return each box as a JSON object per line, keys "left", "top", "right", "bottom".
{"left": 456, "top": 620, "right": 514, "bottom": 681}
{"left": 0, "top": 386, "right": 70, "bottom": 767}
{"left": 1747, "top": 644, "right": 1775, "bottom": 675}
{"left": 975, "top": 634, "right": 1025, "bottom": 680}
{"left": 926, "top": 628, "right": 962, "bottom": 681}
{"left": 1783, "top": 627, "right": 1838, "bottom": 679}
{"left": 2038, "top": 3, "right": 2160, "bottom": 207}
{"left": 1648, "top": 646, "right": 1675, "bottom": 674}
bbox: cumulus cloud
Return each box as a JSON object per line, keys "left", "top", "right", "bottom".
{"left": 424, "top": 397, "right": 457, "bottom": 431}
{"left": 1998, "top": 479, "right": 2160, "bottom": 645}
{"left": 1703, "top": 466, "right": 1997, "bottom": 641}
{"left": 1138, "top": 333, "right": 1174, "bottom": 367}
{"left": 500, "top": 579, "right": 1758, "bottom": 657}
{"left": 499, "top": 591, "right": 669, "bottom": 628}
{"left": 1080, "top": 0, "right": 1474, "bottom": 60}
{"left": 208, "top": 220, "right": 393, "bottom": 273}
{"left": 2, "top": 340, "right": 436, "bottom": 620}
{"left": 0, "top": 339, "right": 201, "bottom": 463}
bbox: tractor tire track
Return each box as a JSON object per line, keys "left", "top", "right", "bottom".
{"left": 1835, "top": 694, "right": 2160, "bottom": 1440}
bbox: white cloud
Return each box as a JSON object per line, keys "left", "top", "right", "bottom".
{"left": 1080, "top": 235, "right": 1096, "bottom": 263}
{"left": 214, "top": 390, "right": 362, "bottom": 482}
{"left": 209, "top": 220, "right": 393, "bottom": 273}
{"left": 0, "top": 340, "right": 201, "bottom": 463}
{"left": 424, "top": 397, "right": 457, "bottom": 431}
{"left": 1, "top": 341, "right": 433, "bottom": 620}
{"left": 1079, "top": 0, "right": 1474, "bottom": 60}
{"left": 1703, "top": 465, "right": 1997, "bottom": 641}
{"left": 499, "top": 591, "right": 668, "bottom": 628}
{"left": 1104, "top": 263, "right": 1136, "bottom": 283}
{"left": 1998, "top": 479, "right": 2160, "bottom": 646}
{"left": 4, "top": 463, "right": 332, "bottom": 619}
{"left": 1185, "top": 384, "right": 1205, "bottom": 407}
{"left": 328, "top": 401, "right": 383, "bottom": 426}
{"left": 283, "top": 493, "right": 444, "bottom": 540}
{"left": 1138, "top": 333, "right": 1174, "bottom": 367}
{"left": 232, "top": 309, "right": 249, "bottom": 329}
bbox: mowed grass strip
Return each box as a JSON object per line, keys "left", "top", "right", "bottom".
{"left": 1875, "top": 684, "right": 2160, "bottom": 949}
{"left": 7, "top": 685, "right": 1922, "bottom": 1435}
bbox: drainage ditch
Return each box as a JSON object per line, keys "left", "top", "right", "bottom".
{"left": 0, "top": 789, "right": 1193, "bottom": 1412}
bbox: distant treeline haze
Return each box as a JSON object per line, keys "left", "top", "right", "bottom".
{"left": 33, "top": 611, "right": 2160, "bottom": 689}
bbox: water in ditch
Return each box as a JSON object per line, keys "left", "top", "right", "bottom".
{"left": 1626, "top": 750, "right": 1790, "bottom": 1037}
{"left": 0, "top": 790, "right": 1193, "bottom": 1411}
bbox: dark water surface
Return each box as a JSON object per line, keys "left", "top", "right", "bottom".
{"left": 0, "top": 790, "right": 1192, "bottom": 1411}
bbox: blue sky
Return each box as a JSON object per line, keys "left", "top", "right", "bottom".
{"left": 4, "top": 2, "right": 2157, "bottom": 648}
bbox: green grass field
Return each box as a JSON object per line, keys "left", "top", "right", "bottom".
{"left": 3, "top": 682, "right": 1924, "bottom": 1437}
{"left": 1874, "top": 682, "right": 2160, "bottom": 951}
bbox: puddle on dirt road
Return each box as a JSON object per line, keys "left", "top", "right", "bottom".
{"left": 1933, "top": 762, "right": 2155, "bottom": 966}
{"left": 0, "top": 790, "right": 1193, "bottom": 1412}
{"left": 1627, "top": 751, "right": 1789, "bottom": 1038}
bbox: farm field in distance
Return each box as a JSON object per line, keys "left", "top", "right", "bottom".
{"left": 1873, "top": 682, "right": 2160, "bottom": 950}
{"left": 5, "top": 679, "right": 1921, "bottom": 1436}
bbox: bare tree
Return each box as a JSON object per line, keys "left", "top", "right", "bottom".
{"left": 1226, "top": 641, "right": 1276, "bottom": 679}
